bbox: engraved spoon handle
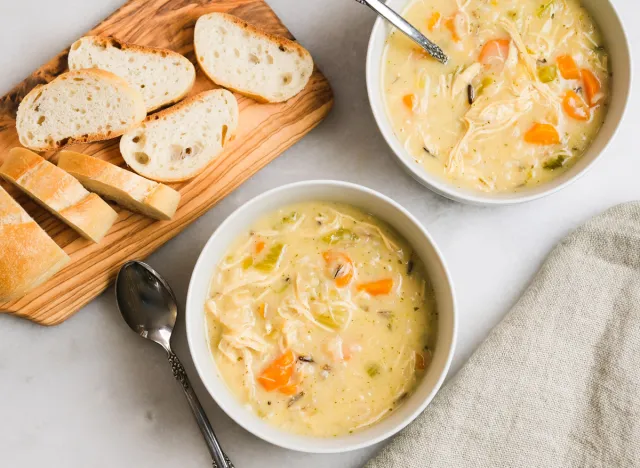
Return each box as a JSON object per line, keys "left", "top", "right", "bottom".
{"left": 354, "top": 0, "right": 448, "bottom": 64}
{"left": 168, "top": 352, "right": 234, "bottom": 468}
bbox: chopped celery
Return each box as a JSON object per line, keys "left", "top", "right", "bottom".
{"left": 316, "top": 314, "right": 335, "bottom": 329}
{"left": 543, "top": 154, "right": 566, "bottom": 170}
{"left": 482, "top": 77, "right": 495, "bottom": 87}
{"left": 282, "top": 212, "right": 300, "bottom": 224}
{"left": 254, "top": 244, "right": 285, "bottom": 272}
{"left": 366, "top": 363, "right": 381, "bottom": 378}
{"left": 536, "top": 0, "right": 554, "bottom": 17}
{"left": 537, "top": 65, "right": 557, "bottom": 83}
{"left": 242, "top": 256, "right": 253, "bottom": 270}
{"left": 316, "top": 307, "right": 349, "bottom": 329}
{"left": 523, "top": 168, "right": 534, "bottom": 185}
{"left": 321, "top": 228, "right": 359, "bottom": 245}
{"left": 477, "top": 76, "right": 494, "bottom": 95}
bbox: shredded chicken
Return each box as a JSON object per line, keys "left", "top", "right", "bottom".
{"left": 452, "top": 63, "right": 482, "bottom": 98}
{"left": 499, "top": 18, "right": 537, "bottom": 78}
{"left": 242, "top": 349, "right": 256, "bottom": 401}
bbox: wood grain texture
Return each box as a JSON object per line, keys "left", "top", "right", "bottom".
{"left": 0, "top": 0, "right": 333, "bottom": 325}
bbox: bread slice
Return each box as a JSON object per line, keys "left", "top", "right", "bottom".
{"left": 16, "top": 69, "right": 146, "bottom": 151}
{"left": 194, "top": 12, "right": 314, "bottom": 103}
{"left": 58, "top": 151, "right": 180, "bottom": 221}
{"left": 0, "top": 148, "right": 118, "bottom": 243}
{"left": 68, "top": 36, "right": 196, "bottom": 113}
{"left": 0, "top": 185, "right": 70, "bottom": 302}
{"left": 120, "top": 89, "right": 238, "bottom": 182}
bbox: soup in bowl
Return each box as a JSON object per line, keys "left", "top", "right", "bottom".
{"left": 367, "top": 0, "right": 631, "bottom": 204}
{"left": 186, "top": 181, "right": 456, "bottom": 452}
{"left": 206, "top": 201, "right": 436, "bottom": 437}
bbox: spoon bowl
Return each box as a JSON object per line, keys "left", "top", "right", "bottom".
{"left": 115, "top": 260, "right": 234, "bottom": 468}
{"left": 116, "top": 261, "right": 177, "bottom": 351}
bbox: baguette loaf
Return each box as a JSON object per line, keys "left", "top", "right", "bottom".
{"left": 194, "top": 12, "right": 314, "bottom": 103}
{"left": 16, "top": 69, "right": 146, "bottom": 151}
{"left": 120, "top": 89, "right": 238, "bottom": 182}
{"left": 0, "top": 148, "right": 118, "bottom": 243}
{"left": 68, "top": 36, "right": 195, "bottom": 113}
{"left": 0, "top": 185, "right": 70, "bottom": 302}
{"left": 58, "top": 151, "right": 180, "bottom": 221}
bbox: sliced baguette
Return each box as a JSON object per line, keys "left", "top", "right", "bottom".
{"left": 194, "top": 12, "right": 314, "bottom": 103}
{"left": 0, "top": 185, "right": 70, "bottom": 302}
{"left": 58, "top": 151, "right": 180, "bottom": 221}
{"left": 16, "top": 69, "right": 146, "bottom": 151}
{"left": 0, "top": 148, "right": 118, "bottom": 243}
{"left": 120, "top": 89, "right": 238, "bottom": 182}
{"left": 68, "top": 36, "right": 196, "bottom": 113}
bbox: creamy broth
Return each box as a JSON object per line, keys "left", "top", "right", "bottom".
{"left": 383, "top": 0, "right": 610, "bottom": 193}
{"left": 205, "top": 202, "right": 437, "bottom": 437}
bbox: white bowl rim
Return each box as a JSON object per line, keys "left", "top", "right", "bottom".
{"left": 186, "top": 180, "right": 458, "bottom": 453}
{"left": 365, "top": 0, "right": 633, "bottom": 205}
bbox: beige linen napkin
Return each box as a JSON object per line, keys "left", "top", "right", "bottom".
{"left": 366, "top": 202, "right": 640, "bottom": 468}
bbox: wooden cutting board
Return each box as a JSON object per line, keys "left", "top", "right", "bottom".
{"left": 0, "top": 0, "right": 333, "bottom": 326}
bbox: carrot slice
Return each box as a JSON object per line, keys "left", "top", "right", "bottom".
{"left": 257, "top": 350, "right": 295, "bottom": 392}
{"left": 342, "top": 343, "right": 353, "bottom": 361}
{"left": 562, "top": 90, "right": 590, "bottom": 121}
{"left": 556, "top": 55, "right": 580, "bottom": 80}
{"left": 255, "top": 240, "right": 266, "bottom": 254}
{"left": 581, "top": 69, "right": 603, "bottom": 107}
{"left": 402, "top": 94, "right": 416, "bottom": 111}
{"left": 427, "top": 12, "right": 441, "bottom": 31}
{"left": 444, "top": 17, "right": 460, "bottom": 42}
{"left": 356, "top": 278, "right": 394, "bottom": 296}
{"left": 479, "top": 39, "right": 510, "bottom": 64}
{"left": 323, "top": 251, "right": 354, "bottom": 288}
{"left": 258, "top": 303, "right": 267, "bottom": 318}
{"left": 278, "top": 382, "right": 299, "bottom": 396}
{"left": 524, "top": 123, "right": 560, "bottom": 145}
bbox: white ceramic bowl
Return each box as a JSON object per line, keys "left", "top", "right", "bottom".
{"left": 186, "top": 180, "right": 457, "bottom": 453}
{"left": 366, "top": 0, "right": 632, "bottom": 205}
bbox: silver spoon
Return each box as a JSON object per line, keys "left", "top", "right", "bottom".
{"left": 355, "top": 0, "right": 448, "bottom": 64}
{"left": 115, "top": 260, "right": 233, "bottom": 468}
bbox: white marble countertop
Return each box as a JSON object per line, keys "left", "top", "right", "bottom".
{"left": 1, "top": 0, "right": 638, "bottom": 466}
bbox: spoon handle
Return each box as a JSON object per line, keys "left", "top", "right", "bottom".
{"left": 168, "top": 352, "right": 234, "bottom": 468}
{"left": 354, "top": 0, "right": 448, "bottom": 64}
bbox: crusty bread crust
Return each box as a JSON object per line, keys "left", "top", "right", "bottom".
{"left": 0, "top": 148, "right": 118, "bottom": 242}
{"left": 73, "top": 36, "right": 185, "bottom": 60}
{"left": 143, "top": 184, "right": 180, "bottom": 219}
{"left": 58, "top": 150, "right": 180, "bottom": 220}
{"left": 69, "top": 36, "right": 196, "bottom": 112}
{"left": 16, "top": 69, "right": 146, "bottom": 151}
{"left": 59, "top": 193, "right": 119, "bottom": 241}
{"left": 138, "top": 89, "right": 216, "bottom": 124}
{"left": 0, "top": 186, "right": 70, "bottom": 302}
{"left": 195, "top": 12, "right": 313, "bottom": 103}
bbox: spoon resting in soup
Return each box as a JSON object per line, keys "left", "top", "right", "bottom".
{"left": 383, "top": 0, "right": 610, "bottom": 193}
